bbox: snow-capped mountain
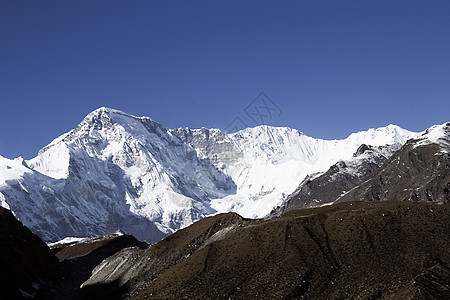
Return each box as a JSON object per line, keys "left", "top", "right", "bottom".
{"left": 1, "top": 108, "right": 236, "bottom": 242}
{"left": 271, "top": 142, "right": 404, "bottom": 215}
{"left": 0, "top": 107, "right": 425, "bottom": 242}
{"left": 274, "top": 122, "right": 450, "bottom": 214}
{"left": 335, "top": 122, "right": 450, "bottom": 204}
{"left": 172, "top": 124, "right": 418, "bottom": 217}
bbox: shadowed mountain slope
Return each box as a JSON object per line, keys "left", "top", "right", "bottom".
{"left": 0, "top": 206, "right": 149, "bottom": 300}
{"left": 0, "top": 207, "right": 59, "bottom": 299}
{"left": 338, "top": 124, "right": 449, "bottom": 204}
{"left": 51, "top": 233, "right": 148, "bottom": 299}
{"left": 273, "top": 143, "right": 393, "bottom": 214}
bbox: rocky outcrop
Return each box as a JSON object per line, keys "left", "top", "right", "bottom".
{"left": 275, "top": 124, "right": 449, "bottom": 215}
{"left": 338, "top": 132, "right": 449, "bottom": 204}
{"left": 272, "top": 144, "right": 397, "bottom": 214}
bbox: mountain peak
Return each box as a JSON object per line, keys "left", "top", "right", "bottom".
{"left": 84, "top": 107, "right": 157, "bottom": 124}
{"left": 83, "top": 107, "right": 129, "bottom": 124}
{"left": 92, "top": 106, "right": 113, "bottom": 113}
{"left": 90, "top": 106, "right": 126, "bottom": 115}
{"left": 414, "top": 122, "right": 450, "bottom": 151}
{"left": 74, "top": 107, "right": 164, "bottom": 137}
{"left": 344, "top": 124, "right": 420, "bottom": 146}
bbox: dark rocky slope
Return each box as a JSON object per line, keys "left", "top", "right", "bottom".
{"left": 273, "top": 144, "right": 391, "bottom": 214}
{"left": 275, "top": 124, "right": 449, "bottom": 215}
{"left": 0, "top": 206, "right": 147, "bottom": 300}
{"left": 82, "top": 201, "right": 450, "bottom": 299}
{"left": 51, "top": 234, "right": 148, "bottom": 299}
{"left": 0, "top": 206, "right": 59, "bottom": 299}
{"left": 338, "top": 138, "right": 449, "bottom": 204}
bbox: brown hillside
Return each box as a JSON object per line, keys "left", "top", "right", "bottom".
{"left": 82, "top": 201, "right": 450, "bottom": 299}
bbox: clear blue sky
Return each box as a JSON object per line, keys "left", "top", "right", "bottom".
{"left": 1, "top": 0, "right": 449, "bottom": 159}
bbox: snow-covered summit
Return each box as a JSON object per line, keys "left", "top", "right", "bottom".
{"left": 413, "top": 122, "right": 450, "bottom": 152}
{"left": 8, "top": 107, "right": 236, "bottom": 242}
{"left": 345, "top": 124, "right": 418, "bottom": 146}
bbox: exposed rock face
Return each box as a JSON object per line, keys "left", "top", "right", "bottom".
{"left": 80, "top": 201, "right": 450, "bottom": 300}
{"left": 0, "top": 207, "right": 59, "bottom": 299}
{"left": 273, "top": 144, "right": 398, "bottom": 214}
{"left": 274, "top": 123, "right": 450, "bottom": 214}
{"left": 338, "top": 123, "right": 450, "bottom": 204}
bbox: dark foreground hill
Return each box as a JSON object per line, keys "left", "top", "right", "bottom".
{"left": 0, "top": 205, "right": 147, "bottom": 299}
{"left": 0, "top": 200, "right": 448, "bottom": 299}
{"left": 51, "top": 233, "right": 148, "bottom": 299}
{"left": 81, "top": 201, "right": 450, "bottom": 299}
{"left": 337, "top": 141, "right": 449, "bottom": 204}
{"left": 0, "top": 206, "right": 59, "bottom": 299}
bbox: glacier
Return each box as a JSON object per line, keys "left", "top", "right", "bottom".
{"left": 0, "top": 107, "right": 422, "bottom": 242}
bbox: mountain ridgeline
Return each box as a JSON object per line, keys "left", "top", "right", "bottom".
{"left": 274, "top": 122, "right": 449, "bottom": 214}
{"left": 0, "top": 108, "right": 448, "bottom": 299}
{"left": 0, "top": 107, "right": 447, "bottom": 244}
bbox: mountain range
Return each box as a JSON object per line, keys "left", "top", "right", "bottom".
{"left": 0, "top": 107, "right": 447, "bottom": 243}
{"left": 0, "top": 108, "right": 448, "bottom": 299}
